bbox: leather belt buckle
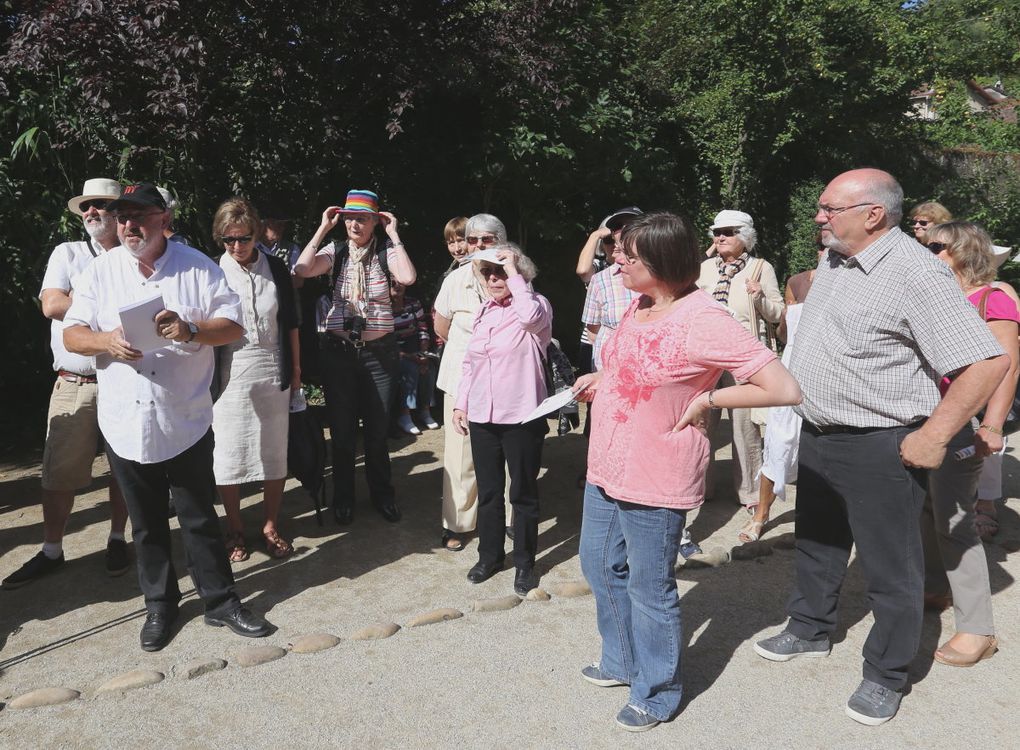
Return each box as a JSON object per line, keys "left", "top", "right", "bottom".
{"left": 352, "top": 339, "right": 366, "bottom": 350}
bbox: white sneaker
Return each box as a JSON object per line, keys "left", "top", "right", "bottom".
{"left": 417, "top": 410, "right": 439, "bottom": 429}
{"left": 397, "top": 414, "right": 421, "bottom": 435}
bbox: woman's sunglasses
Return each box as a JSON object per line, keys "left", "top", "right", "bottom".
{"left": 712, "top": 228, "right": 738, "bottom": 237}
{"left": 478, "top": 263, "right": 507, "bottom": 278}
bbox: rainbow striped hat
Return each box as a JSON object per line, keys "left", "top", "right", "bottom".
{"left": 341, "top": 189, "right": 380, "bottom": 215}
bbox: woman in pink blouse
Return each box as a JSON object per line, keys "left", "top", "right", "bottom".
{"left": 572, "top": 212, "right": 801, "bottom": 732}
{"left": 451, "top": 244, "right": 551, "bottom": 597}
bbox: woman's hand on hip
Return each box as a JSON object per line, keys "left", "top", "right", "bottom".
{"left": 452, "top": 408, "right": 469, "bottom": 436}
{"left": 674, "top": 392, "right": 711, "bottom": 435}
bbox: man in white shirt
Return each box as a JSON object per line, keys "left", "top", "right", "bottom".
{"left": 3, "top": 178, "right": 132, "bottom": 590}
{"left": 64, "top": 182, "right": 274, "bottom": 651}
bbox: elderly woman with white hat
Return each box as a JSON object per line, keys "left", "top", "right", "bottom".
{"left": 695, "top": 210, "right": 784, "bottom": 528}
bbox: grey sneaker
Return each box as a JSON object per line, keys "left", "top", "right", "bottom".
{"left": 845, "top": 679, "right": 901, "bottom": 726}
{"left": 581, "top": 664, "right": 627, "bottom": 687}
{"left": 616, "top": 704, "right": 660, "bottom": 732}
{"left": 753, "top": 630, "right": 831, "bottom": 662}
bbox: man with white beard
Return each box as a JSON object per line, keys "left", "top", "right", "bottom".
{"left": 64, "top": 183, "right": 274, "bottom": 651}
{"left": 3, "top": 178, "right": 133, "bottom": 590}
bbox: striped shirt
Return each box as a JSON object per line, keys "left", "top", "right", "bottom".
{"left": 581, "top": 264, "right": 636, "bottom": 370}
{"left": 315, "top": 241, "right": 393, "bottom": 335}
{"left": 790, "top": 228, "right": 1003, "bottom": 428}
{"left": 393, "top": 296, "right": 431, "bottom": 354}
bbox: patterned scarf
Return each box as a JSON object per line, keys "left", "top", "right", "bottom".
{"left": 344, "top": 236, "right": 376, "bottom": 310}
{"left": 713, "top": 252, "right": 749, "bottom": 305}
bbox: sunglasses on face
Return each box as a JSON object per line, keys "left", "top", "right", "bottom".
{"left": 114, "top": 211, "right": 163, "bottom": 224}
{"left": 912, "top": 219, "right": 931, "bottom": 227}
{"left": 221, "top": 235, "right": 253, "bottom": 246}
{"left": 80, "top": 199, "right": 110, "bottom": 212}
{"left": 927, "top": 241, "right": 948, "bottom": 254}
{"left": 712, "top": 228, "right": 738, "bottom": 237}
{"left": 601, "top": 236, "right": 619, "bottom": 248}
{"left": 478, "top": 264, "right": 506, "bottom": 278}
{"left": 466, "top": 235, "right": 498, "bottom": 246}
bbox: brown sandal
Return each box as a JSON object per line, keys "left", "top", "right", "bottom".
{"left": 264, "top": 529, "right": 294, "bottom": 559}
{"left": 225, "top": 531, "right": 249, "bottom": 563}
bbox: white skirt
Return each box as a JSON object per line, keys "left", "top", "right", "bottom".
{"left": 212, "top": 345, "right": 289, "bottom": 484}
{"left": 758, "top": 305, "right": 804, "bottom": 501}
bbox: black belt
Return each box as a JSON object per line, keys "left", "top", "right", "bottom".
{"left": 58, "top": 369, "right": 98, "bottom": 384}
{"left": 803, "top": 420, "right": 924, "bottom": 436}
{"left": 321, "top": 332, "right": 394, "bottom": 351}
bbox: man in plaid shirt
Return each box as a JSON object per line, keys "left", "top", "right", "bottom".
{"left": 754, "top": 169, "right": 1007, "bottom": 726}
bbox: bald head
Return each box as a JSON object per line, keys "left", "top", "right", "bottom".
{"left": 827, "top": 169, "right": 903, "bottom": 225}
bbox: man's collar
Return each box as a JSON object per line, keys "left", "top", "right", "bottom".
{"left": 843, "top": 228, "right": 899, "bottom": 273}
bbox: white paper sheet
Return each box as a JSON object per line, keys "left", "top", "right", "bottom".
{"left": 521, "top": 388, "right": 577, "bottom": 423}
{"left": 118, "top": 293, "right": 166, "bottom": 353}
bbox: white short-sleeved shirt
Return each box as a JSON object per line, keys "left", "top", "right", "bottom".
{"left": 40, "top": 239, "right": 104, "bottom": 374}
{"left": 65, "top": 241, "right": 242, "bottom": 464}
{"left": 434, "top": 262, "right": 486, "bottom": 395}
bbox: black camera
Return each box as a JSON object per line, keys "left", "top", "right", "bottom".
{"left": 345, "top": 314, "right": 367, "bottom": 342}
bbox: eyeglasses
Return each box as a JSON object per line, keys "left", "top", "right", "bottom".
{"left": 817, "top": 203, "right": 874, "bottom": 218}
{"left": 80, "top": 199, "right": 110, "bottom": 212}
{"left": 601, "top": 237, "right": 620, "bottom": 248}
{"left": 926, "top": 241, "right": 947, "bottom": 254}
{"left": 712, "top": 228, "right": 738, "bottom": 237}
{"left": 466, "top": 234, "right": 498, "bottom": 246}
{"left": 478, "top": 264, "right": 507, "bottom": 278}
{"left": 114, "top": 211, "right": 163, "bottom": 224}
{"left": 911, "top": 219, "right": 931, "bottom": 227}
{"left": 221, "top": 235, "right": 253, "bottom": 245}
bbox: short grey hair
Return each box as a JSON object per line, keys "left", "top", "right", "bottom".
{"left": 736, "top": 225, "right": 757, "bottom": 253}
{"left": 863, "top": 171, "right": 904, "bottom": 225}
{"left": 465, "top": 213, "right": 507, "bottom": 243}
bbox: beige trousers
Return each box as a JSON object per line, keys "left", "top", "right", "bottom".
{"left": 441, "top": 393, "right": 513, "bottom": 533}
{"left": 707, "top": 372, "right": 763, "bottom": 506}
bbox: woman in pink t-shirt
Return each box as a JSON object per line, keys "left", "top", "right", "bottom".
{"left": 452, "top": 244, "right": 552, "bottom": 597}
{"left": 571, "top": 212, "right": 802, "bottom": 732}
{"left": 922, "top": 221, "right": 1018, "bottom": 667}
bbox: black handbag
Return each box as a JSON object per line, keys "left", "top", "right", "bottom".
{"left": 287, "top": 406, "right": 327, "bottom": 525}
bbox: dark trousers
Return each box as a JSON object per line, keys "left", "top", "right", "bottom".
{"left": 786, "top": 424, "right": 927, "bottom": 690}
{"left": 320, "top": 334, "right": 398, "bottom": 509}
{"left": 470, "top": 419, "right": 547, "bottom": 569}
{"left": 105, "top": 429, "right": 238, "bottom": 617}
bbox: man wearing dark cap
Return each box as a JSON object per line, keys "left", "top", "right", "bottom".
{"left": 63, "top": 183, "right": 275, "bottom": 651}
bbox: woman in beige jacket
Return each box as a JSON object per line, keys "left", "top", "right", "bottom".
{"left": 695, "top": 210, "right": 784, "bottom": 517}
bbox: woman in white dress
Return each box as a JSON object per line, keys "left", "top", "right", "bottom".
{"left": 211, "top": 198, "right": 301, "bottom": 561}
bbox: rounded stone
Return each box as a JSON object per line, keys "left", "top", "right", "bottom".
{"left": 97, "top": 669, "right": 165, "bottom": 694}
{"left": 471, "top": 595, "right": 522, "bottom": 613}
{"left": 547, "top": 580, "right": 592, "bottom": 598}
{"left": 173, "top": 658, "right": 227, "bottom": 680}
{"left": 290, "top": 633, "right": 341, "bottom": 653}
{"left": 526, "top": 588, "right": 551, "bottom": 601}
{"left": 731, "top": 541, "right": 774, "bottom": 561}
{"left": 8, "top": 687, "right": 80, "bottom": 709}
{"left": 682, "top": 547, "right": 731, "bottom": 569}
{"left": 350, "top": 622, "right": 401, "bottom": 641}
{"left": 406, "top": 608, "right": 464, "bottom": 627}
{"left": 230, "top": 645, "right": 287, "bottom": 667}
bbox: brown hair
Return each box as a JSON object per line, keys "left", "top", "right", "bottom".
{"left": 212, "top": 197, "right": 262, "bottom": 242}
{"left": 909, "top": 201, "right": 953, "bottom": 224}
{"left": 444, "top": 216, "right": 467, "bottom": 242}
{"left": 928, "top": 221, "right": 996, "bottom": 287}
{"left": 620, "top": 212, "right": 701, "bottom": 295}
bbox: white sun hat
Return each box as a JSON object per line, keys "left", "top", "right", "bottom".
{"left": 67, "top": 178, "right": 122, "bottom": 215}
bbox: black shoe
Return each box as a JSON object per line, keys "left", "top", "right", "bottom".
{"left": 2, "top": 551, "right": 65, "bottom": 590}
{"left": 467, "top": 559, "right": 504, "bottom": 584}
{"left": 505, "top": 525, "right": 515, "bottom": 541}
{"left": 514, "top": 567, "right": 539, "bottom": 596}
{"left": 140, "top": 610, "right": 176, "bottom": 652}
{"left": 333, "top": 502, "right": 354, "bottom": 525}
{"left": 374, "top": 502, "right": 402, "bottom": 523}
{"left": 105, "top": 538, "right": 131, "bottom": 577}
{"left": 204, "top": 606, "right": 274, "bottom": 638}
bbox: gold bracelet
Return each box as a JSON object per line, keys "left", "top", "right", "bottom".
{"left": 979, "top": 423, "right": 1003, "bottom": 435}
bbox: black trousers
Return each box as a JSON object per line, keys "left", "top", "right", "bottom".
{"left": 105, "top": 429, "right": 238, "bottom": 617}
{"left": 320, "top": 334, "right": 398, "bottom": 509}
{"left": 470, "top": 419, "right": 547, "bottom": 569}
{"left": 786, "top": 424, "right": 927, "bottom": 690}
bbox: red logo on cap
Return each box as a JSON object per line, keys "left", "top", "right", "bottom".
{"left": 124, "top": 185, "right": 139, "bottom": 194}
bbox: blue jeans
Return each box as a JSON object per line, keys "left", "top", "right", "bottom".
{"left": 579, "top": 482, "right": 686, "bottom": 721}
{"left": 399, "top": 355, "right": 436, "bottom": 410}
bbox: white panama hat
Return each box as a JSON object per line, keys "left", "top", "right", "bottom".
{"left": 67, "top": 178, "right": 122, "bottom": 215}
{"left": 992, "top": 244, "right": 1013, "bottom": 269}
{"left": 710, "top": 210, "right": 754, "bottom": 231}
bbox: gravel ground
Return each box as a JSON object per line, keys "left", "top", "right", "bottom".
{"left": 0, "top": 415, "right": 1017, "bottom": 748}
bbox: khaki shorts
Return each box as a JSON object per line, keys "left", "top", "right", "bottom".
{"left": 40, "top": 377, "right": 101, "bottom": 491}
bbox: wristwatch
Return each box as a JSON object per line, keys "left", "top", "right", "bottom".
{"left": 186, "top": 321, "right": 198, "bottom": 343}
